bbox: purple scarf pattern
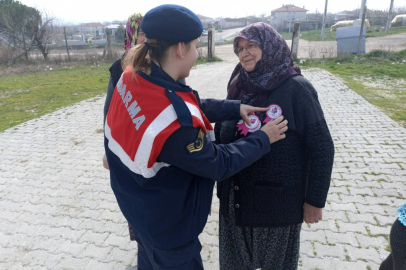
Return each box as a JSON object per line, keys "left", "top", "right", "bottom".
{"left": 228, "top": 23, "right": 301, "bottom": 107}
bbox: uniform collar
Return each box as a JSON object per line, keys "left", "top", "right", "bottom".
{"left": 138, "top": 62, "right": 192, "bottom": 92}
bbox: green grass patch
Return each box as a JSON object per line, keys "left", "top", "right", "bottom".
{"left": 0, "top": 58, "right": 223, "bottom": 132}
{"left": 0, "top": 65, "right": 111, "bottom": 132}
{"left": 194, "top": 57, "right": 223, "bottom": 66}
{"left": 299, "top": 50, "right": 406, "bottom": 128}
{"left": 279, "top": 26, "right": 406, "bottom": 41}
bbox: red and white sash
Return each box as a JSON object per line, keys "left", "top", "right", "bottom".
{"left": 105, "top": 68, "right": 214, "bottom": 178}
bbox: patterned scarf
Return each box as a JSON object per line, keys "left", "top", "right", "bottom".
{"left": 125, "top": 13, "right": 143, "bottom": 52}
{"left": 228, "top": 23, "right": 301, "bottom": 107}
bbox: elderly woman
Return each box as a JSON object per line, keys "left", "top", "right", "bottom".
{"left": 215, "top": 23, "right": 335, "bottom": 270}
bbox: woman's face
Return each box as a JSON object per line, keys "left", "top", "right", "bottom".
{"left": 178, "top": 38, "right": 199, "bottom": 79}
{"left": 136, "top": 28, "right": 146, "bottom": 45}
{"left": 237, "top": 38, "right": 262, "bottom": 72}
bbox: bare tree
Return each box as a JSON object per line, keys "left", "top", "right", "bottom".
{"left": 30, "top": 11, "right": 56, "bottom": 60}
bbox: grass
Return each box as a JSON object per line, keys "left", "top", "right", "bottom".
{"left": 194, "top": 57, "right": 223, "bottom": 66}
{"left": 0, "top": 64, "right": 111, "bottom": 132}
{"left": 0, "top": 57, "right": 223, "bottom": 132}
{"left": 299, "top": 49, "right": 406, "bottom": 128}
{"left": 279, "top": 26, "right": 406, "bottom": 41}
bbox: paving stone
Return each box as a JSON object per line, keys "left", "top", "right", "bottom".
{"left": 55, "top": 240, "right": 88, "bottom": 257}
{"left": 346, "top": 212, "right": 377, "bottom": 225}
{"left": 345, "top": 245, "right": 381, "bottom": 264}
{"left": 366, "top": 224, "right": 392, "bottom": 236}
{"left": 105, "top": 247, "right": 136, "bottom": 266}
{"left": 336, "top": 221, "right": 368, "bottom": 234}
{"left": 330, "top": 202, "right": 358, "bottom": 213}
{"left": 57, "top": 256, "right": 91, "bottom": 270}
{"left": 322, "top": 210, "right": 349, "bottom": 222}
{"left": 314, "top": 242, "right": 345, "bottom": 259}
{"left": 300, "top": 230, "right": 327, "bottom": 244}
{"left": 84, "top": 259, "right": 117, "bottom": 270}
{"left": 324, "top": 231, "right": 358, "bottom": 247}
{"left": 356, "top": 234, "right": 389, "bottom": 249}
{"left": 103, "top": 233, "right": 132, "bottom": 250}
{"left": 199, "top": 232, "right": 219, "bottom": 247}
{"left": 300, "top": 241, "right": 316, "bottom": 258}
{"left": 78, "top": 230, "right": 110, "bottom": 246}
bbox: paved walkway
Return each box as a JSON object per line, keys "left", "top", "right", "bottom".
{"left": 1, "top": 52, "right": 406, "bottom": 269}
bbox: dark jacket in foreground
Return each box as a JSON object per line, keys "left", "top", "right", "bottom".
{"left": 216, "top": 75, "right": 335, "bottom": 227}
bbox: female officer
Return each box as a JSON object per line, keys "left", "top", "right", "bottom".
{"left": 104, "top": 4, "right": 288, "bottom": 270}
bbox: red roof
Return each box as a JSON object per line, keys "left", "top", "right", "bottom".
{"left": 272, "top": 5, "right": 308, "bottom": 12}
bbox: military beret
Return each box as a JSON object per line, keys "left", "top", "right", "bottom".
{"left": 141, "top": 4, "right": 203, "bottom": 43}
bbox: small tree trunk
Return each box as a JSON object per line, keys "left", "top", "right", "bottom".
{"left": 64, "top": 27, "right": 71, "bottom": 61}
{"left": 21, "top": 27, "right": 29, "bottom": 61}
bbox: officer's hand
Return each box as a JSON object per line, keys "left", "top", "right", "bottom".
{"left": 240, "top": 104, "right": 269, "bottom": 126}
{"left": 102, "top": 153, "right": 110, "bottom": 170}
{"left": 260, "top": 115, "right": 288, "bottom": 144}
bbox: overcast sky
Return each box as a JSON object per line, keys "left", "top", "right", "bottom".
{"left": 19, "top": 0, "right": 406, "bottom": 24}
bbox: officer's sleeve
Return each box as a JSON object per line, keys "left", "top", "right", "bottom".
{"left": 200, "top": 99, "right": 241, "bottom": 123}
{"left": 103, "top": 76, "right": 115, "bottom": 127}
{"left": 158, "top": 127, "right": 271, "bottom": 182}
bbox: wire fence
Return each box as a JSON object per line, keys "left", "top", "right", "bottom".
{"left": 284, "top": 1, "right": 406, "bottom": 59}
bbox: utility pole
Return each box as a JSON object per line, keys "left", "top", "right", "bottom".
{"left": 358, "top": 6, "right": 367, "bottom": 56}
{"left": 385, "top": 0, "right": 395, "bottom": 33}
{"left": 359, "top": 0, "right": 367, "bottom": 19}
{"left": 63, "top": 27, "right": 70, "bottom": 62}
{"left": 321, "top": 0, "right": 328, "bottom": 40}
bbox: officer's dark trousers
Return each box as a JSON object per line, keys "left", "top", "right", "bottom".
{"left": 131, "top": 227, "right": 204, "bottom": 270}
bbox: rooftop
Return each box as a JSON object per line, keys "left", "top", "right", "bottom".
{"left": 272, "top": 5, "right": 309, "bottom": 13}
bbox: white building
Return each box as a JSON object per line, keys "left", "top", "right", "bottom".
{"left": 198, "top": 15, "right": 215, "bottom": 30}
{"left": 77, "top": 22, "right": 105, "bottom": 36}
{"left": 270, "top": 5, "right": 308, "bottom": 32}
{"left": 217, "top": 18, "right": 253, "bottom": 30}
{"left": 105, "top": 24, "right": 121, "bottom": 37}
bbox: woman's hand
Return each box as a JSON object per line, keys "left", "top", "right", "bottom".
{"left": 303, "top": 202, "right": 322, "bottom": 224}
{"left": 102, "top": 153, "right": 110, "bottom": 170}
{"left": 240, "top": 104, "right": 269, "bottom": 126}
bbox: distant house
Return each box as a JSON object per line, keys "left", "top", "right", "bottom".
{"left": 105, "top": 24, "right": 121, "bottom": 37}
{"left": 198, "top": 15, "right": 215, "bottom": 30}
{"left": 270, "top": 4, "right": 308, "bottom": 32}
{"left": 217, "top": 18, "right": 253, "bottom": 30}
{"left": 77, "top": 22, "right": 105, "bottom": 37}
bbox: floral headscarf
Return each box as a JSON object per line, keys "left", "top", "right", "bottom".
{"left": 125, "top": 13, "right": 143, "bottom": 52}
{"left": 228, "top": 23, "right": 301, "bottom": 107}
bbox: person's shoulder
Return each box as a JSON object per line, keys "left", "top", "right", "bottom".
{"left": 285, "top": 75, "right": 317, "bottom": 99}
{"left": 109, "top": 59, "right": 123, "bottom": 73}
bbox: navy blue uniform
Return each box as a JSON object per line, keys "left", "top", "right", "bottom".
{"left": 104, "top": 63, "right": 271, "bottom": 269}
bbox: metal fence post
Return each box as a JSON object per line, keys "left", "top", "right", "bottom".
{"left": 103, "top": 29, "right": 112, "bottom": 59}
{"left": 63, "top": 27, "right": 70, "bottom": 61}
{"left": 208, "top": 28, "right": 213, "bottom": 60}
{"left": 321, "top": 0, "right": 328, "bottom": 40}
{"left": 357, "top": 6, "right": 367, "bottom": 56}
{"left": 291, "top": 22, "right": 301, "bottom": 60}
{"left": 385, "top": 0, "right": 395, "bottom": 33}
